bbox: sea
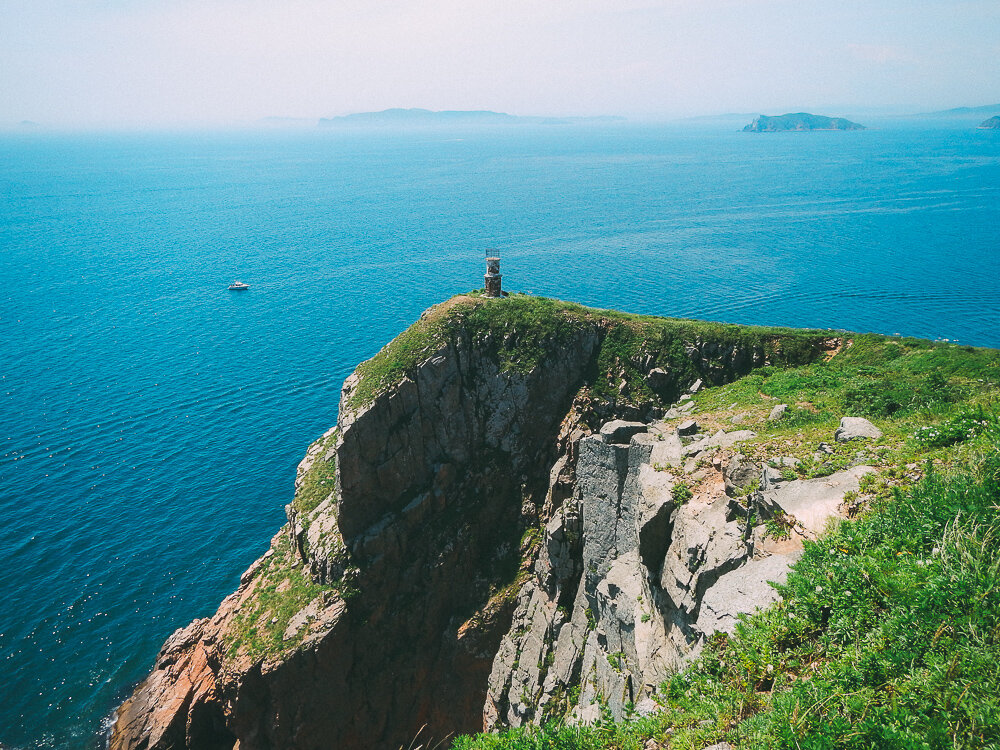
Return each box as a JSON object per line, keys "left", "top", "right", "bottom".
{"left": 1, "top": 120, "right": 998, "bottom": 748}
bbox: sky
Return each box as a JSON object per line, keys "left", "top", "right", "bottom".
{"left": 2, "top": 0, "right": 999, "bottom": 128}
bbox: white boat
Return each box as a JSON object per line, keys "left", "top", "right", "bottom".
{"left": 228, "top": 281, "right": 250, "bottom": 291}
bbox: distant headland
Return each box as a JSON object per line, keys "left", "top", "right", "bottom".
{"left": 743, "top": 112, "right": 865, "bottom": 132}
{"left": 915, "top": 103, "right": 1000, "bottom": 118}
{"left": 979, "top": 116, "right": 1000, "bottom": 129}
{"left": 318, "top": 108, "right": 626, "bottom": 127}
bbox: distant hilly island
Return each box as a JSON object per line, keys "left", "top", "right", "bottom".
{"left": 743, "top": 112, "right": 865, "bottom": 132}
{"left": 318, "top": 108, "right": 625, "bottom": 127}
{"left": 240, "top": 105, "right": 1000, "bottom": 132}
{"left": 916, "top": 103, "right": 1000, "bottom": 118}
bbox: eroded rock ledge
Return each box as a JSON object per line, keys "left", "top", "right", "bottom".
{"left": 109, "top": 295, "right": 844, "bottom": 750}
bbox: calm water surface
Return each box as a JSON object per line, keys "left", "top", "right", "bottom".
{"left": 1, "top": 122, "right": 998, "bottom": 747}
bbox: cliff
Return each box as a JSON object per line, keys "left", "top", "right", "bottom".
{"left": 108, "top": 295, "right": 999, "bottom": 749}
{"left": 109, "top": 295, "right": 843, "bottom": 749}
{"left": 742, "top": 113, "right": 865, "bottom": 132}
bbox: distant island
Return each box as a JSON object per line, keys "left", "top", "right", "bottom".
{"left": 743, "top": 112, "right": 865, "bottom": 132}
{"left": 916, "top": 103, "right": 1000, "bottom": 118}
{"left": 318, "top": 108, "right": 625, "bottom": 127}
{"left": 979, "top": 116, "right": 1000, "bottom": 129}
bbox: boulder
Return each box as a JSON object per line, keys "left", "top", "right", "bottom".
{"left": 758, "top": 465, "right": 874, "bottom": 536}
{"left": 600, "top": 420, "right": 648, "bottom": 444}
{"left": 677, "top": 419, "right": 699, "bottom": 436}
{"left": 696, "top": 554, "right": 800, "bottom": 635}
{"left": 723, "top": 454, "right": 760, "bottom": 497}
{"left": 645, "top": 368, "right": 673, "bottom": 399}
{"left": 768, "top": 404, "right": 788, "bottom": 421}
{"left": 834, "top": 417, "right": 882, "bottom": 442}
{"left": 684, "top": 430, "right": 757, "bottom": 457}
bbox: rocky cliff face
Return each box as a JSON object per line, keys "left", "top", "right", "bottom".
{"left": 109, "top": 296, "right": 842, "bottom": 750}
{"left": 484, "top": 419, "right": 871, "bottom": 729}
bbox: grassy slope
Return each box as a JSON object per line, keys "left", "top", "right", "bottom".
{"left": 455, "top": 335, "right": 1000, "bottom": 750}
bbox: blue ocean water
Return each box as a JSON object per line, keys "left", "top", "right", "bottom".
{"left": 1, "top": 122, "right": 998, "bottom": 748}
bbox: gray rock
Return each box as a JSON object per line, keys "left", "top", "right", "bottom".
{"left": 723, "top": 454, "right": 760, "bottom": 497}
{"left": 636, "top": 465, "right": 676, "bottom": 574}
{"left": 688, "top": 379, "right": 703, "bottom": 394}
{"left": 648, "top": 433, "right": 684, "bottom": 468}
{"left": 660, "top": 498, "right": 749, "bottom": 614}
{"left": 835, "top": 417, "right": 882, "bottom": 442}
{"left": 696, "top": 553, "right": 799, "bottom": 634}
{"left": 601, "top": 420, "right": 649, "bottom": 444}
{"left": 634, "top": 697, "right": 659, "bottom": 716}
{"left": 729, "top": 413, "right": 745, "bottom": 424}
{"left": 677, "top": 419, "right": 699, "bottom": 436}
{"left": 760, "top": 466, "right": 785, "bottom": 491}
{"left": 684, "top": 429, "right": 757, "bottom": 457}
{"left": 768, "top": 404, "right": 788, "bottom": 421}
{"left": 758, "top": 465, "right": 874, "bottom": 536}
{"left": 645, "top": 368, "right": 673, "bottom": 399}
{"left": 677, "top": 400, "right": 697, "bottom": 414}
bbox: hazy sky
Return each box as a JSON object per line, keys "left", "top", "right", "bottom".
{"left": 2, "top": 0, "right": 999, "bottom": 127}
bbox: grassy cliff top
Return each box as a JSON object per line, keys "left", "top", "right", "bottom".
{"left": 346, "top": 293, "right": 842, "bottom": 410}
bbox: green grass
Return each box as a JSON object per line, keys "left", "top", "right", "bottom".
{"left": 292, "top": 429, "right": 339, "bottom": 523}
{"left": 223, "top": 534, "right": 336, "bottom": 663}
{"left": 346, "top": 293, "right": 837, "bottom": 411}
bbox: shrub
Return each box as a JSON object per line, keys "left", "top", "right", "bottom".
{"left": 912, "top": 407, "right": 998, "bottom": 448}
{"left": 672, "top": 481, "right": 693, "bottom": 504}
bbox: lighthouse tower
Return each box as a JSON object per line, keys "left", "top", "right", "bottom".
{"left": 484, "top": 255, "right": 502, "bottom": 297}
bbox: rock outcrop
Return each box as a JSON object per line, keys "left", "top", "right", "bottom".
{"left": 109, "top": 296, "right": 844, "bottom": 750}
{"left": 483, "top": 420, "right": 872, "bottom": 729}
{"left": 834, "top": 416, "right": 882, "bottom": 442}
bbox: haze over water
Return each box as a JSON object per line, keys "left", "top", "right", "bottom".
{"left": 1, "top": 121, "right": 998, "bottom": 748}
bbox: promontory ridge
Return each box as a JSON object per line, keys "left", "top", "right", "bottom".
{"left": 109, "top": 293, "right": 1000, "bottom": 750}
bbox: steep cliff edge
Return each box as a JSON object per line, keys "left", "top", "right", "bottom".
{"left": 109, "top": 295, "right": 842, "bottom": 750}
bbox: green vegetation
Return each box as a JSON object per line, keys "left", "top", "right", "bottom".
{"left": 291, "top": 429, "right": 339, "bottom": 522}
{"left": 689, "top": 333, "right": 1000, "bottom": 481}
{"left": 671, "top": 480, "right": 693, "bottom": 504}
{"left": 763, "top": 512, "right": 792, "bottom": 541}
{"left": 347, "top": 293, "right": 835, "bottom": 410}
{"left": 456, "top": 332, "right": 1000, "bottom": 750}
{"left": 223, "top": 534, "right": 336, "bottom": 662}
